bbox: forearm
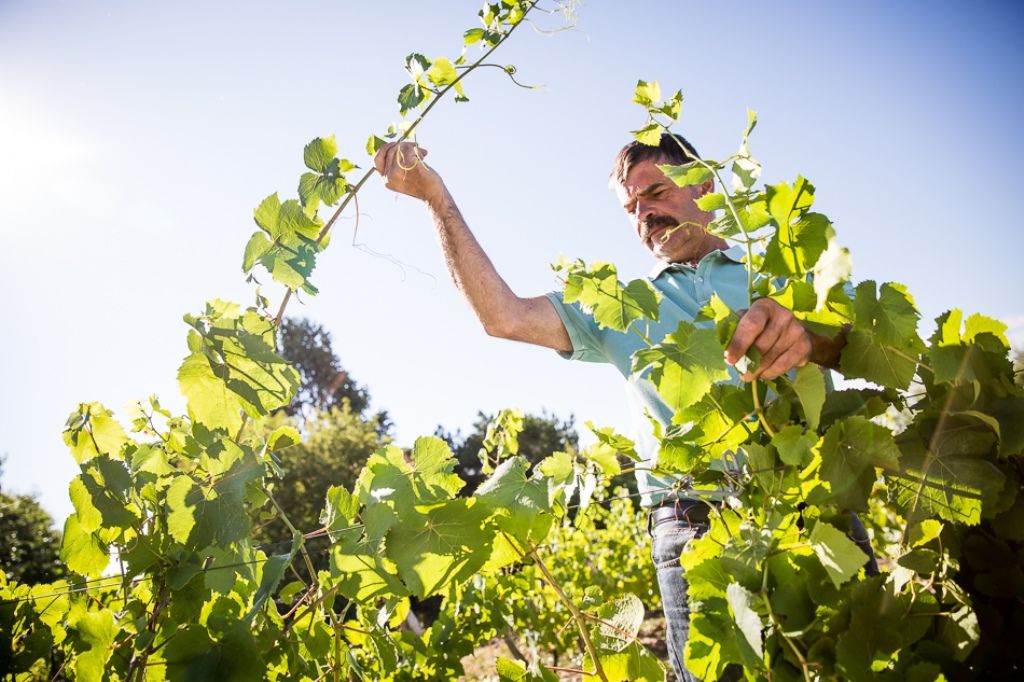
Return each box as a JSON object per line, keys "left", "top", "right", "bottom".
{"left": 424, "top": 186, "right": 523, "bottom": 338}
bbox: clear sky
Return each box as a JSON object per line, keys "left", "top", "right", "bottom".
{"left": 1, "top": 0, "right": 1022, "bottom": 523}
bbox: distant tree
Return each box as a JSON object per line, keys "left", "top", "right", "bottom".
{"left": 258, "top": 405, "right": 390, "bottom": 574}
{"left": 279, "top": 317, "right": 381, "bottom": 425}
{"left": 0, "top": 457, "right": 65, "bottom": 585}
{"left": 435, "top": 411, "right": 579, "bottom": 494}
{"left": 1015, "top": 348, "right": 1023, "bottom": 388}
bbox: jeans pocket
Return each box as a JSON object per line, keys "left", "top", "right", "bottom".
{"left": 651, "top": 522, "right": 706, "bottom": 569}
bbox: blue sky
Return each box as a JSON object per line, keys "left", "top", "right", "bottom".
{"left": 1, "top": 0, "right": 1022, "bottom": 522}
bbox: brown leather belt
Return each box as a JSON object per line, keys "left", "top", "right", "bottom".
{"left": 648, "top": 499, "right": 715, "bottom": 530}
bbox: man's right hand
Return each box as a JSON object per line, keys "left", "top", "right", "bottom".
{"left": 373, "top": 141, "right": 445, "bottom": 204}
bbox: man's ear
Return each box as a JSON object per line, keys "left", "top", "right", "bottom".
{"left": 698, "top": 177, "right": 715, "bottom": 197}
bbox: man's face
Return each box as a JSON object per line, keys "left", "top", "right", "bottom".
{"left": 614, "top": 158, "right": 723, "bottom": 264}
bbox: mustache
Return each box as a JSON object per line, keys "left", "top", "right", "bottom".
{"left": 641, "top": 215, "right": 678, "bottom": 241}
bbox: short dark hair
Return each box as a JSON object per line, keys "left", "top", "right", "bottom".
{"left": 610, "top": 132, "right": 701, "bottom": 187}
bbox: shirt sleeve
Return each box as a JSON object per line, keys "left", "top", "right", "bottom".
{"left": 544, "top": 291, "right": 611, "bottom": 363}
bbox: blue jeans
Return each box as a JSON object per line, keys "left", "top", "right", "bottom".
{"left": 650, "top": 505, "right": 878, "bottom": 681}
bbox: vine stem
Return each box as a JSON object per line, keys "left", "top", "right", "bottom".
{"left": 502, "top": 533, "right": 609, "bottom": 682}
{"left": 126, "top": 581, "right": 169, "bottom": 682}
{"left": 761, "top": 562, "right": 812, "bottom": 682}
{"left": 751, "top": 378, "right": 776, "bottom": 437}
{"left": 271, "top": 2, "right": 539, "bottom": 330}
{"left": 264, "top": 488, "right": 319, "bottom": 589}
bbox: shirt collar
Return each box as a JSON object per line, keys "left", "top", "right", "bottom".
{"left": 648, "top": 244, "right": 747, "bottom": 279}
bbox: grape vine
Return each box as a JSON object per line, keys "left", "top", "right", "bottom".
{"left": 2, "top": 3, "right": 1022, "bottom": 682}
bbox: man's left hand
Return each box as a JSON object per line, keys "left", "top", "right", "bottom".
{"left": 725, "top": 299, "right": 813, "bottom": 381}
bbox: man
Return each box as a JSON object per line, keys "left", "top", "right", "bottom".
{"left": 374, "top": 133, "right": 865, "bottom": 680}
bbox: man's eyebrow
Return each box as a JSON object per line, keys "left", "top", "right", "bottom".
{"left": 637, "top": 182, "right": 666, "bottom": 197}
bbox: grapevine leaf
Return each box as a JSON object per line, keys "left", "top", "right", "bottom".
{"left": 659, "top": 162, "right": 713, "bottom": 188}
{"left": 841, "top": 281, "right": 925, "bottom": 390}
{"left": 354, "top": 439, "right": 464, "bottom": 520}
{"left": 726, "top": 582, "right": 764, "bottom": 661}
{"left": 888, "top": 453, "right": 1004, "bottom": 525}
{"left": 385, "top": 498, "right": 493, "bottom": 598}
{"left": 771, "top": 425, "right": 818, "bottom": 466}
{"left": 587, "top": 422, "right": 640, "bottom": 462}
{"left": 166, "top": 475, "right": 197, "bottom": 544}
{"left": 242, "top": 231, "right": 272, "bottom": 273}
{"left": 179, "top": 303, "right": 300, "bottom": 429}
{"left": 329, "top": 538, "right": 408, "bottom": 602}
{"left": 60, "top": 513, "right": 109, "bottom": 578}
{"left": 791, "top": 364, "right": 827, "bottom": 431}
{"left": 267, "top": 425, "right": 300, "bottom": 451}
{"left": 763, "top": 176, "right": 830, "bottom": 278}
{"left": 244, "top": 534, "right": 301, "bottom": 623}
{"left": 816, "top": 416, "right": 900, "bottom": 510}
{"left": 592, "top": 643, "right": 664, "bottom": 682}
{"left": 398, "top": 83, "right": 426, "bottom": 115}
{"left": 71, "top": 609, "right": 116, "bottom": 682}
{"left": 321, "top": 484, "right": 358, "bottom": 533}
{"left": 563, "top": 262, "right": 660, "bottom": 332}
{"left": 633, "top": 322, "right": 730, "bottom": 412}
{"left": 632, "top": 79, "right": 661, "bottom": 107}
{"left": 303, "top": 135, "right": 338, "bottom": 173}
{"left": 63, "top": 402, "right": 129, "bottom": 464}
{"left": 592, "top": 593, "right": 644, "bottom": 653}
{"left": 476, "top": 456, "right": 553, "bottom": 546}
{"left": 427, "top": 56, "right": 457, "bottom": 86}
{"left": 627, "top": 123, "right": 659, "bottom": 145}
{"left": 808, "top": 521, "right": 868, "bottom": 588}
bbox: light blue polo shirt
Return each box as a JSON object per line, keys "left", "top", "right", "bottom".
{"left": 545, "top": 245, "right": 754, "bottom": 508}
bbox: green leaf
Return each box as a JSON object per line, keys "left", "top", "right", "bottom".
{"left": 841, "top": 281, "right": 925, "bottom": 390}
{"left": 464, "top": 28, "right": 485, "bottom": 45}
{"left": 60, "top": 513, "right": 109, "bottom": 578}
{"left": 791, "top": 364, "right": 826, "bottom": 431}
{"left": 593, "top": 642, "right": 664, "bottom": 682}
{"left": 592, "top": 593, "right": 645, "bottom": 653}
{"left": 808, "top": 521, "right": 869, "bottom": 588}
{"left": 267, "top": 425, "right": 300, "bottom": 451}
{"left": 427, "top": 56, "right": 457, "bottom": 86}
{"left": 563, "top": 262, "right": 660, "bottom": 332}
{"left": 631, "top": 123, "right": 662, "bottom": 146}
{"left": 63, "top": 402, "right": 129, "bottom": 464}
{"left": 177, "top": 351, "right": 245, "bottom": 434}
{"left": 476, "top": 456, "right": 553, "bottom": 546}
{"left": 888, "top": 452, "right": 1003, "bottom": 525}
{"left": 329, "top": 539, "right": 407, "bottom": 603}
{"left": 385, "top": 498, "right": 493, "bottom": 597}
{"left": 355, "top": 439, "right": 464, "bottom": 516}
{"left": 178, "top": 303, "right": 300, "bottom": 429}
{"left": 726, "top": 582, "right": 764, "bottom": 661}
{"left": 366, "top": 134, "right": 387, "bottom": 155}
{"left": 398, "top": 83, "right": 426, "bottom": 115}
{"left": 166, "top": 475, "right": 197, "bottom": 544}
{"left": 659, "top": 162, "right": 713, "bottom": 188}
{"left": 587, "top": 422, "right": 640, "bottom": 462}
{"left": 242, "top": 231, "right": 272, "bottom": 273}
{"left": 632, "top": 79, "right": 661, "bottom": 107}
{"left": 633, "top": 322, "right": 730, "bottom": 412}
{"left": 771, "top": 425, "right": 818, "bottom": 466}
{"left": 695, "top": 192, "right": 726, "bottom": 212}
{"left": 763, "top": 177, "right": 830, "bottom": 278}
{"left": 303, "top": 135, "right": 338, "bottom": 173}
{"left": 71, "top": 609, "right": 116, "bottom": 682}
{"left": 245, "top": 534, "right": 301, "bottom": 623}
{"left": 816, "top": 416, "right": 900, "bottom": 510}
{"left": 321, "top": 484, "right": 358, "bottom": 533}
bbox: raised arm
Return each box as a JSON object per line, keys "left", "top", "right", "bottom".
{"left": 374, "top": 142, "right": 571, "bottom": 352}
